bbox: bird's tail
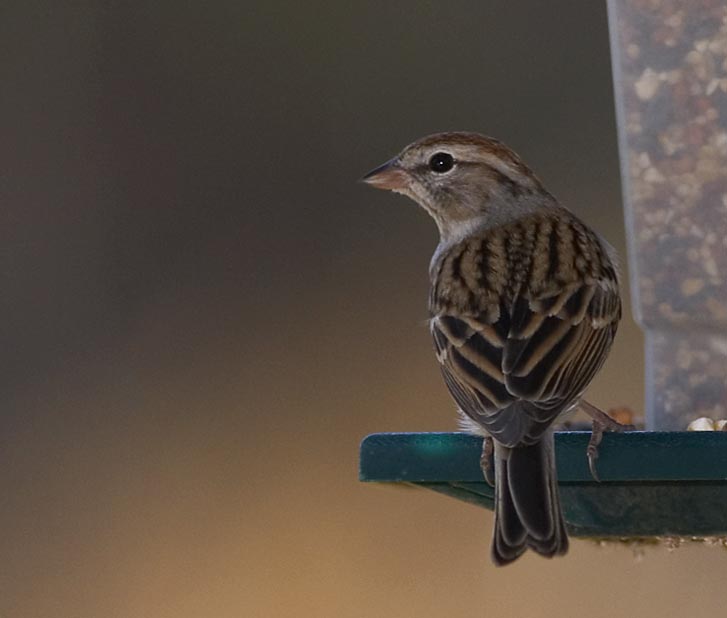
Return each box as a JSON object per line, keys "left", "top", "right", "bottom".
{"left": 491, "top": 431, "right": 568, "bottom": 566}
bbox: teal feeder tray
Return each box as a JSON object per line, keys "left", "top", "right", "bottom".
{"left": 359, "top": 432, "right": 727, "bottom": 538}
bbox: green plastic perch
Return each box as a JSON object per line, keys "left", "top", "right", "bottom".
{"left": 359, "top": 432, "right": 727, "bottom": 537}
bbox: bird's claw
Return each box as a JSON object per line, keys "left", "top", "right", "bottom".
{"left": 580, "top": 400, "right": 634, "bottom": 482}
{"left": 587, "top": 430, "right": 602, "bottom": 482}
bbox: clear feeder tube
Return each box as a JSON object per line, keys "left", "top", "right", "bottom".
{"left": 607, "top": 1, "right": 727, "bottom": 430}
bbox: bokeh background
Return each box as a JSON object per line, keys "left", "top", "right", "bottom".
{"left": 2, "top": 2, "right": 725, "bottom": 617}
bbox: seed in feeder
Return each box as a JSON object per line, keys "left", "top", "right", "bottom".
{"left": 687, "top": 417, "right": 716, "bottom": 431}
{"left": 644, "top": 167, "right": 665, "bottom": 183}
{"left": 694, "top": 40, "right": 709, "bottom": 53}
{"left": 634, "top": 69, "right": 660, "bottom": 100}
{"left": 704, "top": 257, "right": 719, "bottom": 277}
{"left": 680, "top": 278, "right": 705, "bottom": 296}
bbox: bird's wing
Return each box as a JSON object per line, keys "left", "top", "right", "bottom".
{"left": 432, "top": 278, "right": 620, "bottom": 447}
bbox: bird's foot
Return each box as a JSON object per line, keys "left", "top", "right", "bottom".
{"left": 579, "top": 400, "right": 635, "bottom": 482}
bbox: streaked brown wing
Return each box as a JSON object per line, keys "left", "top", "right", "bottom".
{"left": 432, "top": 281, "right": 620, "bottom": 446}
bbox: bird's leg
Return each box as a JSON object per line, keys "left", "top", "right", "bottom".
{"left": 480, "top": 436, "right": 495, "bottom": 487}
{"left": 586, "top": 423, "right": 605, "bottom": 483}
{"left": 578, "top": 400, "right": 635, "bottom": 482}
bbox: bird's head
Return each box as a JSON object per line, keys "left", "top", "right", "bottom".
{"left": 362, "top": 132, "right": 550, "bottom": 242}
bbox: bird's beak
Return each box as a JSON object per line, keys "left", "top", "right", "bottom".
{"left": 361, "top": 158, "right": 410, "bottom": 192}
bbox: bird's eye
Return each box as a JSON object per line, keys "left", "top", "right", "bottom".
{"left": 428, "top": 152, "right": 455, "bottom": 173}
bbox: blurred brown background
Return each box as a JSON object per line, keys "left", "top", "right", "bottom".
{"left": 1, "top": 2, "right": 724, "bottom": 617}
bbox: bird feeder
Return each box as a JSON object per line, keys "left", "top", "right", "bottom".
{"left": 608, "top": 0, "right": 727, "bottom": 430}
{"left": 360, "top": 2, "right": 727, "bottom": 539}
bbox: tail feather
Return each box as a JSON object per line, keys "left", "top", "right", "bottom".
{"left": 491, "top": 432, "right": 568, "bottom": 566}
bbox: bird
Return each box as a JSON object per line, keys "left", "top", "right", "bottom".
{"left": 362, "top": 132, "right": 622, "bottom": 566}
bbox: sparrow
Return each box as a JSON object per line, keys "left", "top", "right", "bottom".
{"left": 363, "top": 132, "right": 622, "bottom": 565}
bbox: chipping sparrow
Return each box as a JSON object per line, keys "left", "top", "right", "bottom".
{"left": 363, "top": 132, "right": 622, "bottom": 566}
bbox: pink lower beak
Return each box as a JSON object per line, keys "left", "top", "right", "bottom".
{"left": 361, "top": 158, "right": 410, "bottom": 191}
